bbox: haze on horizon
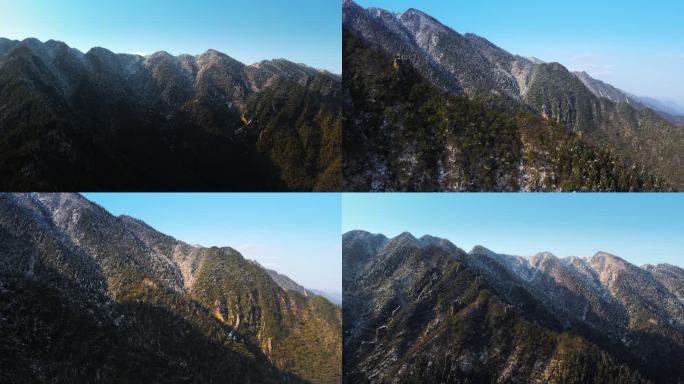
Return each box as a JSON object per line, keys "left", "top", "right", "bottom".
{"left": 354, "top": 0, "right": 684, "bottom": 111}
{"left": 0, "top": 0, "right": 342, "bottom": 73}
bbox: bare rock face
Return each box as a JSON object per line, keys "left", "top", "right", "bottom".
{"left": 343, "top": 230, "right": 684, "bottom": 383}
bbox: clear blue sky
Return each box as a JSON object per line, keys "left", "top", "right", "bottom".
{"left": 355, "top": 0, "right": 684, "bottom": 109}
{"left": 0, "top": 0, "right": 341, "bottom": 73}
{"left": 343, "top": 193, "right": 684, "bottom": 267}
{"left": 83, "top": 193, "right": 342, "bottom": 292}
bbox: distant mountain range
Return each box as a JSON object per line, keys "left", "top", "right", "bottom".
{"left": 573, "top": 71, "right": 684, "bottom": 125}
{"left": 263, "top": 267, "right": 342, "bottom": 306}
{"left": 0, "top": 193, "right": 341, "bottom": 383}
{"left": 343, "top": 0, "right": 683, "bottom": 191}
{"left": 311, "top": 289, "right": 343, "bottom": 306}
{"left": 343, "top": 230, "right": 684, "bottom": 383}
{"left": 631, "top": 96, "right": 684, "bottom": 125}
{"left": 0, "top": 38, "right": 341, "bottom": 191}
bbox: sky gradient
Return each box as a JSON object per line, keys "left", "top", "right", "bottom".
{"left": 343, "top": 193, "right": 684, "bottom": 268}
{"left": 0, "top": 0, "right": 341, "bottom": 73}
{"left": 83, "top": 193, "right": 342, "bottom": 292}
{"left": 355, "top": 0, "right": 684, "bottom": 110}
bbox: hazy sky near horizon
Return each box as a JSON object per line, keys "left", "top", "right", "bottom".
{"left": 343, "top": 193, "right": 684, "bottom": 268}
{"left": 0, "top": 0, "right": 342, "bottom": 73}
{"left": 83, "top": 193, "right": 342, "bottom": 292}
{"left": 355, "top": 0, "right": 684, "bottom": 108}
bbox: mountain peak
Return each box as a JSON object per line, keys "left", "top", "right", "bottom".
{"left": 22, "top": 37, "right": 43, "bottom": 45}
{"left": 587, "top": 251, "right": 630, "bottom": 278}
{"left": 200, "top": 48, "right": 227, "bottom": 58}
{"left": 381, "top": 232, "right": 421, "bottom": 253}
{"left": 343, "top": 229, "right": 372, "bottom": 237}
{"left": 532, "top": 251, "right": 558, "bottom": 260}
{"left": 418, "top": 234, "right": 444, "bottom": 243}
{"left": 86, "top": 46, "right": 118, "bottom": 60}
{"left": 197, "top": 49, "right": 243, "bottom": 68}
{"left": 644, "top": 262, "right": 680, "bottom": 270}
{"left": 529, "top": 251, "right": 560, "bottom": 270}
{"left": 404, "top": 7, "right": 430, "bottom": 17}
{"left": 592, "top": 251, "right": 621, "bottom": 260}
{"left": 342, "top": 229, "right": 389, "bottom": 243}
{"left": 148, "top": 50, "right": 174, "bottom": 59}
{"left": 470, "top": 245, "right": 496, "bottom": 256}
{"left": 400, "top": 7, "right": 449, "bottom": 31}
{"left": 395, "top": 231, "right": 418, "bottom": 243}
{"left": 44, "top": 39, "right": 67, "bottom": 48}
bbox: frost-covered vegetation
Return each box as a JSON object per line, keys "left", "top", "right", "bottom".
{"left": 343, "top": 30, "right": 668, "bottom": 191}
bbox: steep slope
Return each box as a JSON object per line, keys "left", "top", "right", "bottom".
{"left": 644, "top": 263, "right": 684, "bottom": 302}
{"left": 341, "top": 0, "right": 462, "bottom": 94}
{"left": 632, "top": 96, "right": 684, "bottom": 125}
{"left": 343, "top": 1, "right": 684, "bottom": 190}
{"left": 189, "top": 248, "right": 342, "bottom": 384}
{"left": 572, "top": 71, "right": 684, "bottom": 125}
{"left": 573, "top": 71, "right": 635, "bottom": 106}
{"left": 245, "top": 74, "right": 342, "bottom": 191}
{"left": 264, "top": 267, "right": 310, "bottom": 297}
{"left": 0, "top": 193, "right": 341, "bottom": 383}
{"left": 466, "top": 247, "right": 684, "bottom": 382}
{"left": 343, "top": 29, "right": 668, "bottom": 191}
{"left": 0, "top": 38, "right": 341, "bottom": 191}
{"left": 343, "top": 231, "right": 655, "bottom": 383}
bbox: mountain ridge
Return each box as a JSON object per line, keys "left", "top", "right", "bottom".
{"left": 0, "top": 36, "right": 336, "bottom": 76}
{"left": 0, "top": 193, "right": 342, "bottom": 383}
{"left": 344, "top": 230, "right": 681, "bottom": 270}
{"left": 343, "top": 229, "right": 684, "bottom": 383}
{"left": 343, "top": 1, "right": 684, "bottom": 190}
{"left": 0, "top": 37, "right": 342, "bottom": 191}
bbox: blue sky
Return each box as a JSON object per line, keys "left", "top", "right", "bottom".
{"left": 355, "top": 0, "right": 684, "bottom": 109}
{"left": 0, "top": 0, "right": 341, "bottom": 73}
{"left": 83, "top": 193, "right": 342, "bottom": 292}
{"left": 343, "top": 193, "right": 684, "bottom": 267}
